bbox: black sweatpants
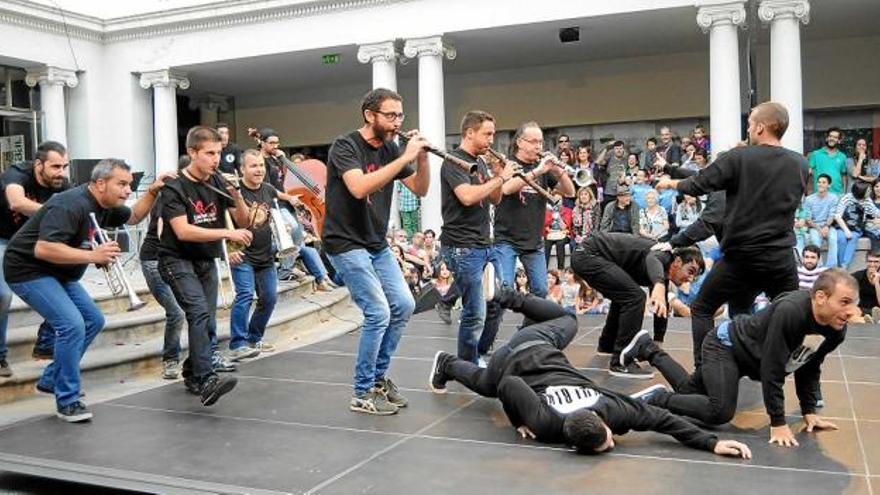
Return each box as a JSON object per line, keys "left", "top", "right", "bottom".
{"left": 544, "top": 237, "right": 568, "bottom": 270}
{"left": 643, "top": 329, "right": 741, "bottom": 425}
{"left": 689, "top": 250, "right": 798, "bottom": 364}
{"left": 445, "top": 294, "right": 578, "bottom": 398}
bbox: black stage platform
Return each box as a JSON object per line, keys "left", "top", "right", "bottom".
{"left": 0, "top": 313, "right": 877, "bottom": 494}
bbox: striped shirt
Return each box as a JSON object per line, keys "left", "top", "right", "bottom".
{"left": 797, "top": 264, "right": 828, "bottom": 290}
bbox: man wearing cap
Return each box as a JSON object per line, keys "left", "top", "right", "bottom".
{"left": 595, "top": 140, "right": 628, "bottom": 210}
{"left": 600, "top": 183, "right": 640, "bottom": 234}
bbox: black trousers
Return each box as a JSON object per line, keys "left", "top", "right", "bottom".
{"left": 571, "top": 248, "right": 668, "bottom": 361}
{"left": 159, "top": 256, "right": 219, "bottom": 381}
{"left": 689, "top": 250, "right": 798, "bottom": 364}
{"left": 544, "top": 237, "right": 569, "bottom": 270}
{"left": 644, "top": 330, "right": 741, "bottom": 425}
{"left": 445, "top": 293, "right": 578, "bottom": 398}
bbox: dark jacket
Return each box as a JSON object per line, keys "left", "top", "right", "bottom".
{"left": 600, "top": 200, "right": 640, "bottom": 234}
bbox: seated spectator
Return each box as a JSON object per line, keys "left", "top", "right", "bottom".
{"left": 543, "top": 192, "right": 572, "bottom": 270}
{"left": 423, "top": 228, "right": 441, "bottom": 271}
{"left": 675, "top": 194, "right": 702, "bottom": 231}
{"left": 570, "top": 186, "right": 601, "bottom": 247}
{"left": 834, "top": 181, "right": 877, "bottom": 269}
{"left": 390, "top": 244, "right": 408, "bottom": 272}
{"left": 803, "top": 173, "right": 840, "bottom": 267}
{"left": 865, "top": 182, "right": 880, "bottom": 251}
{"left": 849, "top": 137, "right": 880, "bottom": 184}
{"left": 639, "top": 190, "right": 669, "bottom": 242}
{"left": 576, "top": 283, "right": 608, "bottom": 315}
{"left": 639, "top": 138, "right": 658, "bottom": 171}
{"left": 393, "top": 228, "right": 409, "bottom": 250}
{"left": 600, "top": 185, "right": 640, "bottom": 234}
{"left": 794, "top": 203, "right": 809, "bottom": 254}
{"left": 559, "top": 268, "right": 581, "bottom": 313}
{"left": 692, "top": 124, "right": 710, "bottom": 154}
{"left": 558, "top": 148, "right": 578, "bottom": 209}
{"left": 624, "top": 152, "right": 641, "bottom": 183}
{"left": 434, "top": 261, "right": 454, "bottom": 297}
{"left": 406, "top": 231, "right": 434, "bottom": 279}
{"left": 852, "top": 249, "right": 880, "bottom": 323}
{"left": 797, "top": 244, "right": 828, "bottom": 290}
{"left": 680, "top": 142, "right": 699, "bottom": 171}
{"left": 653, "top": 173, "right": 679, "bottom": 214}
{"left": 629, "top": 169, "right": 653, "bottom": 209}
{"left": 546, "top": 269, "right": 563, "bottom": 304}
{"left": 514, "top": 268, "right": 530, "bottom": 294}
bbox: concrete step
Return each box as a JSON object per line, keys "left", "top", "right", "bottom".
{"left": 0, "top": 283, "right": 354, "bottom": 404}
{"left": 3, "top": 276, "right": 317, "bottom": 365}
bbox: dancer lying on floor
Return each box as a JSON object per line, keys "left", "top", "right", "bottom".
{"left": 619, "top": 268, "right": 856, "bottom": 447}
{"left": 428, "top": 285, "right": 752, "bottom": 458}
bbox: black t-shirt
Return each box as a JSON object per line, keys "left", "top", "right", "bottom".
{"left": 4, "top": 185, "right": 130, "bottom": 284}
{"left": 239, "top": 183, "right": 279, "bottom": 268}
{"left": 439, "top": 148, "right": 492, "bottom": 248}
{"left": 264, "top": 155, "right": 285, "bottom": 192}
{"left": 494, "top": 158, "right": 558, "bottom": 252}
{"left": 323, "top": 130, "right": 413, "bottom": 255}
{"left": 219, "top": 143, "right": 241, "bottom": 174}
{"left": 139, "top": 198, "right": 163, "bottom": 261}
{"left": 158, "top": 174, "right": 235, "bottom": 260}
{"left": 0, "top": 162, "right": 70, "bottom": 240}
{"left": 852, "top": 269, "right": 877, "bottom": 312}
{"left": 581, "top": 232, "right": 672, "bottom": 286}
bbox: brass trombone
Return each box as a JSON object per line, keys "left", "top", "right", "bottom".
{"left": 89, "top": 213, "right": 147, "bottom": 312}
{"left": 540, "top": 152, "right": 595, "bottom": 188}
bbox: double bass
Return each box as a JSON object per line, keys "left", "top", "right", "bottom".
{"left": 247, "top": 128, "right": 326, "bottom": 238}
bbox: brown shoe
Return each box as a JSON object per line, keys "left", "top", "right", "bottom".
{"left": 315, "top": 280, "right": 331, "bottom": 292}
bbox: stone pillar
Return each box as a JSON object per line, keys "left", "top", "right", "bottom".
{"left": 403, "top": 36, "right": 456, "bottom": 233}
{"left": 188, "top": 94, "right": 229, "bottom": 127}
{"left": 759, "top": 0, "right": 810, "bottom": 153}
{"left": 25, "top": 67, "right": 78, "bottom": 144}
{"left": 357, "top": 41, "right": 398, "bottom": 91}
{"left": 140, "top": 70, "right": 190, "bottom": 174}
{"left": 697, "top": 1, "right": 747, "bottom": 154}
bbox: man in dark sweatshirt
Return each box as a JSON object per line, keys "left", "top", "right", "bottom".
{"left": 570, "top": 232, "right": 705, "bottom": 378}
{"left": 656, "top": 102, "right": 806, "bottom": 363}
{"left": 622, "top": 269, "right": 856, "bottom": 447}
{"left": 429, "top": 288, "right": 752, "bottom": 458}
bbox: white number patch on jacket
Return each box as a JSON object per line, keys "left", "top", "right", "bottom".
{"left": 541, "top": 385, "right": 602, "bottom": 415}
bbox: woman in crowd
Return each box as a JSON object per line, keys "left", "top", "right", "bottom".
{"left": 559, "top": 268, "right": 581, "bottom": 313}
{"left": 543, "top": 192, "right": 572, "bottom": 270}
{"left": 570, "top": 186, "right": 601, "bottom": 250}
{"left": 546, "top": 269, "right": 563, "bottom": 304}
{"left": 639, "top": 190, "right": 670, "bottom": 242}
{"left": 514, "top": 268, "right": 530, "bottom": 294}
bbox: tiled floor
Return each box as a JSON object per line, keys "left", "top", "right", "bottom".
{"left": 0, "top": 313, "right": 876, "bottom": 494}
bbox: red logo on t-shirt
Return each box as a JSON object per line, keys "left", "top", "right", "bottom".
{"left": 189, "top": 199, "right": 219, "bottom": 225}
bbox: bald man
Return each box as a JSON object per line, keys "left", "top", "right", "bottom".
{"left": 656, "top": 102, "right": 807, "bottom": 363}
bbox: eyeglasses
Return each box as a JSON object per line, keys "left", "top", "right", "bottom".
{"left": 373, "top": 110, "right": 405, "bottom": 122}
{"left": 519, "top": 137, "right": 543, "bottom": 145}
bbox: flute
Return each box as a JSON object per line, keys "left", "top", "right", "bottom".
{"left": 395, "top": 130, "right": 477, "bottom": 174}
{"left": 485, "top": 148, "right": 559, "bottom": 205}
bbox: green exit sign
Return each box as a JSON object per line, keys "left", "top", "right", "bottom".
{"left": 322, "top": 54, "right": 340, "bottom": 65}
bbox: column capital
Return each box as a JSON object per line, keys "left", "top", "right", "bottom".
{"left": 25, "top": 66, "right": 78, "bottom": 88}
{"left": 758, "top": 0, "right": 810, "bottom": 25}
{"left": 187, "top": 94, "right": 229, "bottom": 112}
{"left": 139, "top": 69, "right": 191, "bottom": 91}
{"left": 357, "top": 41, "right": 397, "bottom": 64}
{"left": 696, "top": 1, "right": 747, "bottom": 33}
{"left": 403, "top": 36, "right": 456, "bottom": 61}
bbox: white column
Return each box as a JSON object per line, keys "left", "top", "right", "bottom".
{"left": 140, "top": 70, "right": 190, "bottom": 174}
{"left": 697, "top": 1, "right": 746, "bottom": 155}
{"left": 759, "top": 0, "right": 810, "bottom": 153}
{"left": 357, "top": 41, "right": 398, "bottom": 91}
{"left": 25, "top": 67, "right": 78, "bottom": 144}
{"left": 188, "top": 95, "right": 229, "bottom": 127}
{"left": 403, "top": 36, "right": 456, "bottom": 233}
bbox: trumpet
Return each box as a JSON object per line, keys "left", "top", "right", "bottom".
{"left": 484, "top": 148, "right": 560, "bottom": 205}
{"left": 88, "top": 213, "right": 147, "bottom": 312}
{"left": 394, "top": 130, "right": 478, "bottom": 174}
{"left": 539, "top": 152, "right": 595, "bottom": 189}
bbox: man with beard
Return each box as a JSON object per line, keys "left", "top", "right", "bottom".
{"left": 656, "top": 102, "right": 806, "bottom": 364}
{"left": 798, "top": 245, "right": 827, "bottom": 290}
{"left": 323, "top": 88, "right": 430, "bottom": 415}
{"left": 0, "top": 141, "right": 71, "bottom": 376}
{"left": 809, "top": 127, "right": 847, "bottom": 196}
{"left": 623, "top": 269, "right": 856, "bottom": 447}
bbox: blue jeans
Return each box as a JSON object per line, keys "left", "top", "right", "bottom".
{"left": 836, "top": 229, "right": 863, "bottom": 270}
{"left": 482, "top": 242, "right": 549, "bottom": 356}
{"left": 300, "top": 245, "right": 328, "bottom": 283}
{"left": 0, "top": 239, "right": 54, "bottom": 360}
{"left": 441, "top": 246, "right": 494, "bottom": 364}
{"left": 808, "top": 227, "right": 838, "bottom": 268}
{"left": 230, "top": 262, "right": 278, "bottom": 350}
{"left": 141, "top": 260, "right": 186, "bottom": 362}
{"left": 328, "top": 247, "right": 415, "bottom": 396}
{"left": 9, "top": 277, "right": 104, "bottom": 408}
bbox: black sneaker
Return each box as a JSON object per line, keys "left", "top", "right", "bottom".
{"left": 184, "top": 377, "right": 202, "bottom": 395}
{"left": 595, "top": 344, "right": 614, "bottom": 355}
{"left": 32, "top": 347, "right": 54, "bottom": 360}
{"left": 609, "top": 361, "right": 655, "bottom": 379}
{"left": 56, "top": 401, "right": 93, "bottom": 423}
{"left": 620, "top": 329, "right": 653, "bottom": 367}
{"left": 200, "top": 374, "right": 237, "bottom": 406}
{"left": 0, "top": 359, "right": 12, "bottom": 378}
{"left": 630, "top": 383, "right": 671, "bottom": 404}
{"left": 37, "top": 383, "right": 85, "bottom": 398}
{"left": 429, "top": 351, "right": 454, "bottom": 394}
{"left": 436, "top": 303, "right": 452, "bottom": 325}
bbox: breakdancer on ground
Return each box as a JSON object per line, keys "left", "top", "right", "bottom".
{"left": 429, "top": 284, "right": 752, "bottom": 458}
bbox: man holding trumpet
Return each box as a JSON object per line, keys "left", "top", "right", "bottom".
{"left": 3, "top": 159, "right": 170, "bottom": 422}
{"left": 225, "top": 149, "right": 301, "bottom": 362}
{"left": 158, "top": 126, "right": 252, "bottom": 407}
